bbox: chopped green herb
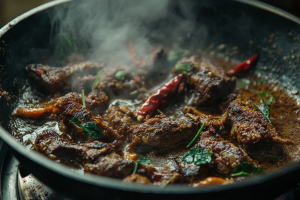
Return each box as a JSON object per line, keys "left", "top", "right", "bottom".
{"left": 115, "top": 71, "right": 126, "bottom": 81}
{"left": 82, "top": 90, "right": 86, "bottom": 108}
{"left": 69, "top": 69, "right": 73, "bottom": 74}
{"left": 71, "top": 116, "right": 102, "bottom": 140}
{"left": 92, "top": 70, "right": 106, "bottom": 90}
{"left": 161, "top": 174, "right": 177, "bottom": 188}
{"left": 187, "top": 123, "right": 206, "bottom": 148}
{"left": 231, "top": 162, "right": 263, "bottom": 177}
{"left": 258, "top": 79, "right": 266, "bottom": 84}
{"left": 133, "top": 157, "right": 152, "bottom": 175}
{"left": 236, "top": 79, "right": 250, "bottom": 88}
{"left": 174, "top": 62, "right": 194, "bottom": 73}
{"left": 64, "top": 35, "right": 77, "bottom": 49}
{"left": 250, "top": 99, "right": 271, "bottom": 123}
{"left": 257, "top": 90, "right": 277, "bottom": 105}
{"left": 135, "top": 100, "right": 144, "bottom": 105}
{"left": 168, "top": 47, "right": 189, "bottom": 66}
{"left": 182, "top": 146, "right": 212, "bottom": 165}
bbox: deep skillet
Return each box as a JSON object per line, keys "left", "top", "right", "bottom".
{"left": 1, "top": 0, "right": 300, "bottom": 199}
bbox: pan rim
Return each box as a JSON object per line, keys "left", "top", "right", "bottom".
{"left": 1, "top": 0, "right": 300, "bottom": 195}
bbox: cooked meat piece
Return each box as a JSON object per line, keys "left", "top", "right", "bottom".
{"left": 179, "top": 163, "right": 213, "bottom": 183}
{"left": 197, "top": 131, "right": 251, "bottom": 174}
{"left": 84, "top": 152, "right": 135, "bottom": 178}
{"left": 103, "top": 106, "right": 135, "bottom": 135}
{"left": 152, "top": 170, "right": 182, "bottom": 185}
{"left": 34, "top": 130, "right": 114, "bottom": 164}
{"left": 193, "top": 177, "right": 232, "bottom": 187}
{"left": 183, "top": 56, "right": 236, "bottom": 106}
{"left": 106, "top": 79, "right": 139, "bottom": 97}
{"left": 53, "top": 92, "right": 119, "bottom": 142}
{"left": 228, "top": 99, "right": 292, "bottom": 145}
{"left": 26, "top": 62, "right": 103, "bottom": 93}
{"left": 243, "top": 142, "right": 285, "bottom": 161}
{"left": 12, "top": 106, "right": 53, "bottom": 119}
{"left": 126, "top": 117, "right": 199, "bottom": 153}
{"left": 182, "top": 107, "right": 228, "bottom": 130}
{"left": 84, "top": 89, "right": 109, "bottom": 113}
{"left": 123, "top": 174, "right": 152, "bottom": 184}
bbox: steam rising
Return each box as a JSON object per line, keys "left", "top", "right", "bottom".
{"left": 51, "top": 0, "right": 209, "bottom": 66}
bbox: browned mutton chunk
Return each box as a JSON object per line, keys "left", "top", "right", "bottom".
{"left": 126, "top": 117, "right": 199, "bottom": 154}
{"left": 34, "top": 130, "right": 115, "bottom": 164}
{"left": 26, "top": 61, "right": 103, "bottom": 93}
{"left": 228, "top": 99, "right": 292, "bottom": 161}
{"left": 53, "top": 92, "right": 119, "bottom": 142}
{"left": 197, "top": 131, "right": 251, "bottom": 174}
{"left": 183, "top": 98, "right": 292, "bottom": 161}
{"left": 84, "top": 89, "right": 109, "bottom": 113}
{"left": 182, "top": 56, "right": 236, "bottom": 106}
{"left": 103, "top": 106, "right": 135, "bottom": 135}
{"left": 84, "top": 152, "right": 135, "bottom": 178}
{"left": 228, "top": 99, "right": 292, "bottom": 145}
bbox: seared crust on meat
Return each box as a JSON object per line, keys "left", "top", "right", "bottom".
{"left": 103, "top": 106, "right": 135, "bottom": 135}
{"left": 84, "top": 89, "right": 109, "bottom": 113}
{"left": 53, "top": 92, "right": 119, "bottom": 142}
{"left": 34, "top": 130, "right": 114, "bottom": 164}
{"left": 197, "top": 131, "right": 251, "bottom": 174}
{"left": 84, "top": 152, "right": 135, "bottom": 178}
{"left": 25, "top": 62, "right": 103, "bottom": 93}
{"left": 228, "top": 99, "right": 292, "bottom": 145}
{"left": 126, "top": 117, "right": 199, "bottom": 153}
{"left": 183, "top": 56, "right": 236, "bottom": 106}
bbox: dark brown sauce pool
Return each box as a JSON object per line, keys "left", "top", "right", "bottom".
{"left": 8, "top": 53, "right": 300, "bottom": 180}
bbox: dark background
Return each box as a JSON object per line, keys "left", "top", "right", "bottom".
{"left": 0, "top": 0, "right": 300, "bottom": 28}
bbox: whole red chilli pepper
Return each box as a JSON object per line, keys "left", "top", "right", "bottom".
{"left": 137, "top": 74, "right": 183, "bottom": 122}
{"left": 227, "top": 54, "right": 258, "bottom": 76}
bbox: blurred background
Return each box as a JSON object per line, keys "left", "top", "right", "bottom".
{"left": 1, "top": 0, "right": 300, "bottom": 28}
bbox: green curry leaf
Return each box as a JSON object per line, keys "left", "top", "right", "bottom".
{"left": 231, "top": 162, "right": 264, "bottom": 177}
{"left": 71, "top": 116, "right": 102, "bottom": 140}
{"left": 174, "top": 62, "right": 194, "bottom": 73}
{"left": 133, "top": 157, "right": 152, "bottom": 174}
{"left": 182, "top": 146, "right": 212, "bottom": 165}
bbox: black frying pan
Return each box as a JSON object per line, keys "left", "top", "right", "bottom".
{"left": 1, "top": 0, "right": 300, "bottom": 199}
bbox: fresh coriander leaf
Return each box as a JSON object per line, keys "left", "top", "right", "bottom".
{"left": 82, "top": 122, "right": 102, "bottom": 140}
{"left": 168, "top": 47, "right": 189, "bottom": 66}
{"left": 137, "top": 157, "right": 152, "bottom": 165}
{"left": 182, "top": 146, "right": 212, "bottom": 165}
{"left": 231, "top": 162, "right": 263, "bottom": 177}
{"left": 115, "top": 71, "right": 126, "bottom": 81}
{"left": 133, "top": 157, "right": 152, "bottom": 174}
{"left": 187, "top": 123, "right": 206, "bottom": 148}
{"left": 174, "top": 62, "right": 194, "bottom": 73}
{"left": 71, "top": 116, "right": 102, "bottom": 140}
{"left": 250, "top": 99, "right": 271, "bottom": 123}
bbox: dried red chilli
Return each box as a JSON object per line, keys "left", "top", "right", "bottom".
{"left": 137, "top": 74, "right": 183, "bottom": 122}
{"left": 227, "top": 54, "right": 258, "bottom": 76}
